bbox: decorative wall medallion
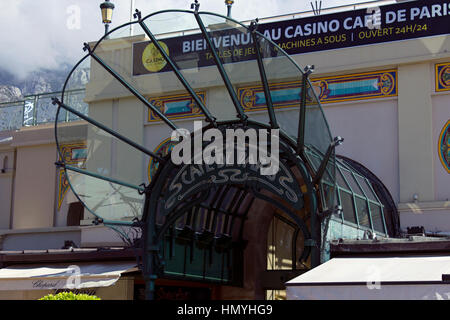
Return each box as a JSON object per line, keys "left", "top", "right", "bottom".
{"left": 436, "top": 63, "right": 450, "bottom": 92}
{"left": 439, "top": 120, "right": 450, "bottom": 173}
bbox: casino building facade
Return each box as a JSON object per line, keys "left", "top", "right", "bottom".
{"left": 0, "top": 0, "right": 449, "bottom": 300}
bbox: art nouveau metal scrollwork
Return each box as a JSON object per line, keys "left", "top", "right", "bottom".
{"left": 54, "top": 4, "right": 337, "bottom": 299}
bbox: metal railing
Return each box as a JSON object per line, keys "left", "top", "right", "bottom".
{"left": 112, "top": 0, "right": 399, "bottom": 40}
{"left": 0, "top": 89, "right": 87, "bottom": 132}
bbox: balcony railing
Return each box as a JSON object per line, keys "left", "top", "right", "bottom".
{"left": 0, "top": 89, "right": 87, "bottom": 132}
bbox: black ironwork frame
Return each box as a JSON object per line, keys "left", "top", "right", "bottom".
{"left": 134, "top": 9, "right": 217, "bottom": 127}
{"left": 194, "top": 12, "right": 248, "bottom": 122}
{"left": 249, "top": 19, "right": 278, "bottom": 129}
{"left": 53, "top": 6, "right": 338, "bottom": 300}
{"left": 141, "top": 121, "right": 318, "bottom": 299}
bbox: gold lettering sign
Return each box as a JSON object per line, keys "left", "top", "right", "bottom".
{"left": 142, "top": 42, "right": 169, "bottom": 73}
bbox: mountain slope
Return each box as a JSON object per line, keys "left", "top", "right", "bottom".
{"left": 0, "top": 64, "right": 89, "bottom": 103}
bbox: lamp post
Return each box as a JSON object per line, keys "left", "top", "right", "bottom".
{"left": 225, "top": 0, "right": 234, "bottom": 17}
{"left": 100, "top": 0, "right": 115, "bottom": 37}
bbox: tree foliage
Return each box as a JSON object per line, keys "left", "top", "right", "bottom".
{"left": 39, "top": 292, "right": 101, "bottom": 300}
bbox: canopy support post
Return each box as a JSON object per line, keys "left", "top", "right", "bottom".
{"left": 313, "top": 136, "right": 344, "bottom": 186}
{"left": 249, "top": 19, "right": 278, "bottom": 129}
{"left": 142, "top": 188, "right": 159, "bottom": 300}
{"left": 297, "top": 65, "right": 314, "bottom": 155}
{"left": 194, "top": 12, "right": 248, "bottom": 122}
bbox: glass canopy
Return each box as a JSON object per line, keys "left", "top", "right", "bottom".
{"left": 55, "top": 9, "right": 336, "bottom": 225}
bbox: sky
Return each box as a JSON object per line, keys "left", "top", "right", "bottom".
{"left": 0, "top": 0, "right": 372, "bottom": 79}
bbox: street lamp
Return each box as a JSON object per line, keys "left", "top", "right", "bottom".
{"left": 225, "top": 0, "right": 234, "bottom": 17}
{"left": 100, "top": 0, "right": 115, "bottom": 36}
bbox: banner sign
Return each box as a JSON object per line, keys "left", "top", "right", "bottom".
{"left": 133, "top": 0, "right": 450, "bottom": 75}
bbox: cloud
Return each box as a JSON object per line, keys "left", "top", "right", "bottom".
{"left": 0, "top": 1, "right": 103, "bottom": 79}
{"left": 0, "top": 0, "right": 368, "bottom": 79}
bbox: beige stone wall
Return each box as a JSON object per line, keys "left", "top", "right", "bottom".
{"left": 398, "top": 63, "right": 435, "bottom": 203}
{"left": 82, "top": 33, "right": 450, "bottom": 236}
{"left": 12, "top": 143, "right": 56, "bottom": 229}
{"left": 95, "top": 277, "right": 134, "bottom": 300}
{"left": 0, "top": 149, "right": 14, "bottom": 230}
{"left": 290, "top": 34, "right": 450, "bottom": 233}
{"left": 293, "top": 34, "right": 450, "bottom": 76}
{"left": 0, "top": 289, "right": 51, "bottom": 300}
{"left": 323, "top": 99, "right": 399, "bottom": 202}
{"left": 1, "top": 18, "right": 449, "bottom": 248}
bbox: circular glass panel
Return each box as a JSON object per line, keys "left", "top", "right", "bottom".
{"left": 56, "top": 10, "right": 335, "bottom": 223}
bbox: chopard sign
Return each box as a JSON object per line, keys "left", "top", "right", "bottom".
{"left": 32, "top": 280, "right": 62, "bottom": 289}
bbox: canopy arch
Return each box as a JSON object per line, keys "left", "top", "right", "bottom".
{"left": 143, "top": 121, "right": 317, "bottom": 298}
{"left": 53, "top": 8, "right": 342, "bottom": 300}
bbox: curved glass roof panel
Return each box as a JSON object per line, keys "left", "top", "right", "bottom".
{"left": 55, "top": 9, "right": 336, "bottom": 224}
{"left": 331, "top": 156, "right": 388, "bottom": 235}
{"left": 195, "top": 12, "right": 259, "bottom": 122}
{"left": 304, "top": 81, "right": 333, "bottom": 157}
{"left": 338, "top": 189, "right": 357, "bottom": 225}
{"left": 341, "top": 167, "right": 364, "bottom": 195}
{"left": 305, "top": 145, "right": 388, "bottom": 235}
{"left": 354, "top": 173, "right": 379, "bottom": 202}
